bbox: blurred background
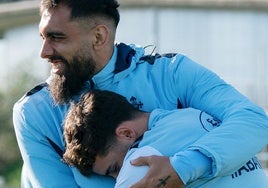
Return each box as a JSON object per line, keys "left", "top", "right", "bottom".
{"left": 0, "top": 0, "right": 268, "bottom": 187}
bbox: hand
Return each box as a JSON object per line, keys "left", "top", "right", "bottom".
{"left": 129, "top": 155, "right": 184, "bottom": 188}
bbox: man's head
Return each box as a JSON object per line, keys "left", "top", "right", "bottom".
{"left": 40, "top": 0, "right": 120, "bottom": 26}
{"left": 63, "top": 90, "right": 141, "bottom": 178}
{"left": 39, "top": 0, "right": 120, "bottom": 104}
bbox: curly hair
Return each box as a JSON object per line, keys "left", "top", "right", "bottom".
{"left": 63, "top": 90, "right": 139, "bottom": 176}
{"left": 40, "top": 0, "right": 120, "bottom": 27}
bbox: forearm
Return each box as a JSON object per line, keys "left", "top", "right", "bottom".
{"left": 170, "top": 113, "right": 268, "bottom": 184}
{"left": 190, "top": 109, "right": 268, "bottom": 176}
{"left": 173, "top": 56, "right": 268, "bottom": 181}
{"left": 170, "top": 150, "right": 211, "bottom": 185}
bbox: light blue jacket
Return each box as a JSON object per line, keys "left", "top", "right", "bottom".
{"left": 115, "top": 108, "right": 268, "bottom": 188}
{"left": 13, "top": 43, "right": 268, "bottom": 187}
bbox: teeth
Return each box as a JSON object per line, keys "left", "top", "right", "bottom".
{"left": 51, "top": 61, "right": 64, "bottom": 74}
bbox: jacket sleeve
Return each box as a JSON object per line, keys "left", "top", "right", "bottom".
{"left": 13, "top": 94, "right": 115, "bottom": 188}
{"left": 13, "top": 99, "right": 79, "bottom": 188}
{"left": 168, "top": 55, "right": 268, "bottom": 180}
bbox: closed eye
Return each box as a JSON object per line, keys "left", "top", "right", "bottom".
{"left": 106, "top": 163, "right": 120, "bottom": 177}
{"left": 40, "top": 31, "right": 66, "bottom": 42}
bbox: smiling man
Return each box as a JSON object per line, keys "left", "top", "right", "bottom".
{"left": 39, "top": 3, "right": 99, "bottom": 104}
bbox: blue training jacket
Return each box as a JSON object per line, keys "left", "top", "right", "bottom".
{"left": 13, "top": 43, "right": 268, "bottom": 187}
{"left": 115, "top": 108, "right": 268, "bottom": 188}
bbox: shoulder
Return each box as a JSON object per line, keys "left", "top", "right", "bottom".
{"left": 137, "top": 52, "right": 201, "bottom": 80}
{"left": 127, "top": 43, "right": 188, "bottom": 67}
{"left": 25, "top": 82, "right": 48, "bottom": 97}
{"left": 150, "top": 108, "right": 202, "bottom": 122}
{"left": 127, "top": 146, "right": 163, "bottom": 159}
{"left": 14, "top": 82, "right": 51, "bottom": 110}
{"left": 13, "top": 82, "right": 52, "bottom": 130}
{"left": 139, "top": 52, "right": 187, "bottom": 67}
{"left": 115, "top": 146, "right": 162, "bottom": 188}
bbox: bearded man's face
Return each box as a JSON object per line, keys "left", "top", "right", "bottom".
{"left": 39, "top": 6, "right": 98, "bottom": 104}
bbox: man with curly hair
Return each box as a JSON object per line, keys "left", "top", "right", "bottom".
{"left": 63, "top": 90, "right": 268, "bottom": 188}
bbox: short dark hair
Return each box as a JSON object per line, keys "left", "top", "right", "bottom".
{"left": 40, "top": 0, "right": 120, "bottom": 27}
{"left": 63, "top": 90, "right": 138, "bottom": 176}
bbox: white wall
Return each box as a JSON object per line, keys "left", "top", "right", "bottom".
{"left": 116, "top": 8, "right": 268, "bottom": 109}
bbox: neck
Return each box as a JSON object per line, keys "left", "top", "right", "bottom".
{"left": 117, "top": 112, "right": 150, "bottom": 148}
{"left": 133, "top": 112, "right": 150, "bottom": 138}
{"left": 94, "top": 44, "right": 114, "bottom": 74}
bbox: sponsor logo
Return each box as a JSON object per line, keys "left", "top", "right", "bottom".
{"left": 231, "top": 157, "right": 263, "bottom": 179}
{"left": 130, "top": 96, "right": 143, "bottom": 109}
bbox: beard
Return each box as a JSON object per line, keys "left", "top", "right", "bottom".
{"left": 49, "top": 55, "right": 96, "bottom": 105}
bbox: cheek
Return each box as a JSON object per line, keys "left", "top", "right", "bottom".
{"left": 58, "top": 46, "right": 76, "bottom": 60}
{"left": 92, "top": 163, "right": 104, "bottom": 175}
{"left": 92, "top": 157, "right": 108, "bottom": 176}
{"left": 55, "top": 40, "right": 83, "bottom": 61}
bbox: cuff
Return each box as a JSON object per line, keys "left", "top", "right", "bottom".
{"left": 169, "top": 150, "right": 212, "bottom": 185}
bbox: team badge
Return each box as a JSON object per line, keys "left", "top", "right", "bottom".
{"left": 199, "top": 111, "right": 221, "bottom": 132}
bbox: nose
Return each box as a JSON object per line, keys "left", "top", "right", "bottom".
{"left": 39, "top": 40, "right": 53, "bottom": 59}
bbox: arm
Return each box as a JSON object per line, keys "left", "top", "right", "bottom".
{"left": 171, "top": 55, "right": 268, "bottom": 181}
{"left": 131, "top": 54, "right": 268, "bottom": 187}
{"left": 13, "top": 95, "right": 115, "bottom": 188}
{"left": 13, "top": 99, "right": 79, "bottom": 187}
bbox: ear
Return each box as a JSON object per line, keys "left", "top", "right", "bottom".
{"left": 92, "top": 24, "right": 109, "bottom": 50}
{"left": 115, "top": 125, "right": 136, "bottom": 140}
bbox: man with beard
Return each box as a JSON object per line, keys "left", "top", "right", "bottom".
{"left": 13, "top": 0, "right": 268, "bottom": 188}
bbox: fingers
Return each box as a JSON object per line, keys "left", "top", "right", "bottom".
{"left": 130, "top": 156, "right": 150, "bottom": 166}
{"left": 129, "top": 156, "right": 156, "bottom": 188}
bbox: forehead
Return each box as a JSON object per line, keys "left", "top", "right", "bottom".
{"left": 39, "top": 4, "right": 79, "bottom": 34}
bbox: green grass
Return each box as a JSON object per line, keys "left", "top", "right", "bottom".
{"left": 2, "top": 160, "right": 22, "bottom": 188}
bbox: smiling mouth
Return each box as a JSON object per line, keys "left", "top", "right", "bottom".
{"left": 50, "top": 61, "right": 65, "bottom": 75}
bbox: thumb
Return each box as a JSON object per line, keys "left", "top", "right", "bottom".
{"left": 130, "top": 156, "right": 149, "bottom": 166}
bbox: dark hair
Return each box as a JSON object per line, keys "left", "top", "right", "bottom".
{"left": 63, "top": 90, "right": 138, "bottom": 176}
{"left": 40, "top": 0, "right": 120, "bottom": 27}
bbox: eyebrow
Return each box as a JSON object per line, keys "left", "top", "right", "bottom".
{"left": 50, "top": 31, "right": 65, "bottom": 36}
{"left": 40, "top": 31, "right": 65, "bottom": 38}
